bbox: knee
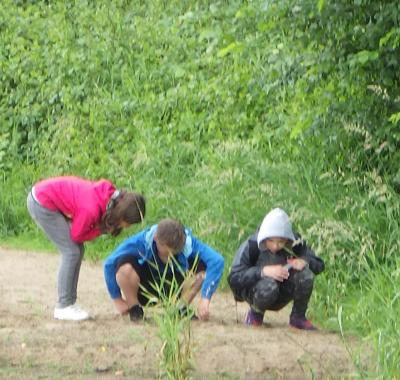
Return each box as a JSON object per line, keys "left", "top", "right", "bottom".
{"left": 253, "top": 279, "right": 279, "bottom": 311}
{"left": 116, "top": 264, "right": 139, "bottom": 284}
{"left": 62, "top": 246, "right": 83, "bottom": 262}
{"left": 294, "top": 268, "right": 314, "bottom": 289}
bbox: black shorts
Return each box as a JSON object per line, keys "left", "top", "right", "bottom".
{"left": 116, "top": 255, "right": 205, "bottom": 306}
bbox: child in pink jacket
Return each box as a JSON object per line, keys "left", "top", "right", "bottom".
{"left": 27, "top": 176, "right": 145, "bottom": 321}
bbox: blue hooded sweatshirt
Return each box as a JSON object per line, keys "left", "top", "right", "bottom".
{"left": 104, "top": 224, "right": 224, "bottom": 300}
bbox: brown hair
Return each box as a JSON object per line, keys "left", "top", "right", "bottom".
{"left": 101, "top": 191, "right": 146, "bottom": 236}
{"left": 156, "top": 218, "right": 185, "bottom": 252}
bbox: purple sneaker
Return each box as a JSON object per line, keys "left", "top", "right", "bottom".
{"left": 244, "top": 308, "right": 264, "bottom": 327}
{"left": 289, "top": 315, "right": 317, "bottom": 331}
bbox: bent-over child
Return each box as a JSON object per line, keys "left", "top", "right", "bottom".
{"left": 27, "top": 176, "right": 145, "bottom": 321}
{"left": 103, "top": 218, "right": 224, "bottom": 321}
{"left": 228, "top": 208, "right": 324, "bottom": 330}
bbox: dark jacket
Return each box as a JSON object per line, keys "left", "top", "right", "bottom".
{"left": 228, "top": 232, "right": 324, "bottom": 300}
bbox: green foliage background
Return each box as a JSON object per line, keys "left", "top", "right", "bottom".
{"left": 1, "top": 0, "right": 399, "bottom": 377}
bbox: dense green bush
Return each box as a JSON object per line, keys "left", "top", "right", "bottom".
{"left": 276, "top": 0, "right": 400, "bottom": 181}
{"left": 2, "top": 1, "right": 399, "bottom": 180}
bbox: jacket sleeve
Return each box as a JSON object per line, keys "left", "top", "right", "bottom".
{"left": 228, "top": 238, "right": 263, "bottom": 291}
{"left": 189, "top": 237, "right": 224, "bottom": 300}
{"left": 292, "top": 238, "right": 325, "bottom": 275}
{"left": 103, "top": 232, "right": 146, "bottom": 299}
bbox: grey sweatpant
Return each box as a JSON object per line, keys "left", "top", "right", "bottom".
{"left": 27, "top": 191, "right": 84, "bottom": 308}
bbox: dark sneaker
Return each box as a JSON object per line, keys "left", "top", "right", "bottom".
{"left": 244, "top": 308, "right": 263, "bottom": 326}
{"left": 129, "top": 304, "right": 144, "bottom": 322}
{"left": 289, "top": 315, "right": 317, "bottom": 330}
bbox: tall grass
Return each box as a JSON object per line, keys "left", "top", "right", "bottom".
{"left": 289, "top": 151, "right": 400, "bottom": 378}
{"left": 141, "top": 257, "right": 196, "bottom": 380}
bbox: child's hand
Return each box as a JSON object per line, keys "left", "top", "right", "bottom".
{"left": 288, "top": 258, "right": 308, "bottom": 271}
{"left": 262, "top": 265, "right": 290, "bottom": 282}
{"left": 113, "top": 298, "right": 129, "bottom": 315}
{"left": 197, "top": 298, "right": 210, "bottom": 321}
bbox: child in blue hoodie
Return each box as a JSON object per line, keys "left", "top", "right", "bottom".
{"left": 228, "top": 208, "right": 324, "bottom": 330}
{"left": 104, "top": 218, "right": 224, "bottom": 321}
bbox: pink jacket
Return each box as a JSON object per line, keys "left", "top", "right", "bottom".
{"left": 34, "top": 176, "right": 116, "bottom": 243}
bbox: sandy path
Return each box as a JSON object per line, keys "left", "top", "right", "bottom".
{"left": 0, "top": 247, "right": 359, "bottom": 379}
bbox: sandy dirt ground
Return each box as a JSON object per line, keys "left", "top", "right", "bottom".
{"left": 0, "top": 247, "right": 362, "bottom": 379}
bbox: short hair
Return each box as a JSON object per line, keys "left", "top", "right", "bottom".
{"left": 156, "top": 218, "right": 185, "bottom": 252}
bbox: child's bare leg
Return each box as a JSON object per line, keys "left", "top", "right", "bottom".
{"left": 116, "top": 263, "right": 141, "bottom": 307}
{"left": 181, "top": 271, "right": 205, "bottom": 304}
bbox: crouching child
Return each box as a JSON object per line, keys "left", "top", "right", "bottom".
{"left": 104, "top": 218, "right": 224, "bottom": 321}
{"left": 228, "top": 208, "right": 324, "bottom": 330}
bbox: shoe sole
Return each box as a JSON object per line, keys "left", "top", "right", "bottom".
{"left": 54, "top": 313, "right": 90, "bottom": 321}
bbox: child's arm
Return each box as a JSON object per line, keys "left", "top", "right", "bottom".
{"left": 228, "top": 239, "right": 264, "bottom": 289}
{"left": 186, "top": 237, "right": 223, "bottom": 320}
{"left": 197, "top": 298, "right": 211, "bottom": 320}
{"left": 190, "top": 237, "right": 224, "bottom": 301}
{"left": 261, "top": 265, "right": 290, "bottom": 282}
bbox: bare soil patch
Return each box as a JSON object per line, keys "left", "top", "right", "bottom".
{"left": 0, "top": 247, "right": 360, "bottom": 379}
